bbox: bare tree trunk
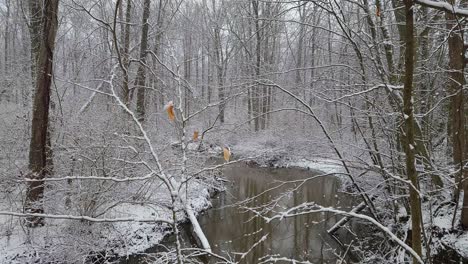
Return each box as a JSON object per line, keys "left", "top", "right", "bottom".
{"left": 214, "top": 27, "right": 225, "bottom": 123}
{"left": 309, "top": 4, "right": 319, "bottom": 107}
{"left": 212, "top": 0, "right": 226, "bottom": 123}
{"left": 5, "top": 0, "right": 10, "bottom": 75}
{"left": 403, "top": 0, "right": 423, "bottom": 259}
{"left": 445, "top": 0, "right": 468, "bottom": 228}
{"left": 295, "top": 3, "right": 304, "bottom": 88}
{"left": 135, "top": 0, "right": 151, "bottom": 121}
{"left": 252, "top": 0, "right": 261, "bottom": 131}
{"left": 183, "top": 26, "right": 192, "bottom": 114}
{"left": 25, "top": 0, "right": 59, "bottom": 227}
{"left": 207, "top": 41, "right": 212, "bottom": 105}
{"left": 122, "top": 0, "right": 131, "bottom": 105}
{"left": 154, "top": 0, "right": 165, "bottom": 109}
{"left": 266, "top": 22, "right": 276, "bottom": 126}
{"left": 201, "top": 42, "right": 206, "bottom": 101}
{"left": 418, "top": 7, "right": 433, "bottom": 150}
{"left": 375, "top": 0, "right": 396, "bottom": 83}
{"left": 392, "top": 0, "right": 407, "bottom": 73}
{"left": 28, "top": 0, "right": 43, "bottom": 88}
{"left": 261, "top": 1, "right": 274, "bottom": 130}
{"left": 20, "top": 4, "right": 31, "bottom": 107}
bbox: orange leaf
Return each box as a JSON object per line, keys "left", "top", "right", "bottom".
{"left": 223, "top": 147, "right": 231, "bottom": 162}
{"left": 167, "top": 106, "right": 175, "bottom": 120}
{"left": 193, "top": 131, "right": 199, "bottom": 141}
{"left": 164, "top": 101, "right": 175, "bottom": 121}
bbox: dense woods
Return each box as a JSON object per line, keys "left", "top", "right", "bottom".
{"left": 0, "top": 0, "right": 467, "bottom": 263}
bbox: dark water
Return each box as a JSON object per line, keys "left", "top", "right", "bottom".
{"left": 196, "top": 163, "right": 356, "bottom": 263}
{"left": 116, "top": 163, "right": 468, "bottom": 264}
{"left": 118, "top": 163, "right": 357, "bottom": 263}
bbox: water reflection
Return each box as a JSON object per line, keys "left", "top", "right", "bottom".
{"left": 198, "top": 164, "right": 355, "bottom": 263}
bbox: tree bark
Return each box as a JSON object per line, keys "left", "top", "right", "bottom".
{"left": 214, "top": 24, "right": 225, "bottom": 123}
{"left": 252, "top": 0, "right": 261, "bottom": 131}
{"left": 444, "top": 0, "right": 468, "bottom": 229}
{"left": 122, "top": 0, "right": 131, "bottom": 105}
{"left": 211, "top": 0, "right": 226, "bottom": 124}
{"left": 28, "top": 0, "right": 43, "bottom": 88}
{"left": 25, "top": 0, "right": 59, "bottom": 227}
{"left": 403, "top": 0, "right": 423, "bottom": 259}
{"left": 135, "top": 0, "right": 151, "bottom": 121}
{"left": 5, "top": 0, "right": 10, "bottom": 75}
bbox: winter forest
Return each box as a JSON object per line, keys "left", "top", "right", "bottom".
{"left": 0, "top": 0, "right": 467, "bottom": 263}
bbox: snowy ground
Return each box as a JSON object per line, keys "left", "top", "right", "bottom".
{"left": 282, "top": 158, "right": 345, "bottom": 174}
{"left": 0, "top": 178, "right": 215, "bottom": 263}
{"left": 425, "top": 190, "right": 468, "bottom": 260}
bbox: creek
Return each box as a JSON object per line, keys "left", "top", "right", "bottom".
{"left": 119, "top": 163, "right": 358, "bottom": 263}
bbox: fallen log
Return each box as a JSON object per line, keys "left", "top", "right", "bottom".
{"left": 185, "top": 203, "right": 212, "bottom": 253}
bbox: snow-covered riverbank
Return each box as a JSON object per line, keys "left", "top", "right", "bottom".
{"left": 0, "top": 178, "right": 216, "bottom": 263}
{"left": 231, "top": 139, "right": 468, "bottom": 263}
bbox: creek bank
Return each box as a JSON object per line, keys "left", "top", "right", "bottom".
{"left": 230, "top": 147, "right": 468, "bottom": 263}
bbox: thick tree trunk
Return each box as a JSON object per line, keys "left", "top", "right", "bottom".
{"left": 25, "top": 0, "right": 59, "bottom": 227}
{"left": 444, "top": 1, "right": 468, "bottom": 229}
{"left": 135, "top": 0, "right": 151, "bottom": 121}
{"left": 392, "top": 0, "right": 407, "bottom": 72}
{"left": 403, "top": 0, "right": 423, "bottom": 259}
{"left": 211, "top": 0, "right": 226, "bottom": 124}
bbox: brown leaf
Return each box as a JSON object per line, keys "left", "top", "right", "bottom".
{"left": 223, "top": 147, "right": 231, "bottom": 162}
{"left": 193, "top": 131, "right": 199, "bottom": 141}
{"left": 164, "top": 101, "right": 175, "bottom": 121}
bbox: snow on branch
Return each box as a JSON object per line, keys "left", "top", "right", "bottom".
{"left": 21, "top": 173, "right": 156, "bottom": 183}
{"left": 264, "top": 204, "right": 423, "bottom": 263}
{"left": 0, "top": 211, "right": 173, "bottom": 224}
{"left": 416, "top": 0, "right": 468, "bottom": 16}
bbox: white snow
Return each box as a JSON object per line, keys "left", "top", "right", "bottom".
{"left": 0, "top": 179, "right": 213, "bottom": 263}
{"left": 187, "top": 142, "right": 198, "bottom": 151}
{"left": 416, "top": 0, "right": 468, "bottom": 16}
{"left": 285, "top": 158, "right": 345, "bottom": 174}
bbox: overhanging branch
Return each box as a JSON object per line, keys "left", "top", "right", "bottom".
{"left": 416, "top": 0, "right": 468, "bottom": 16}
